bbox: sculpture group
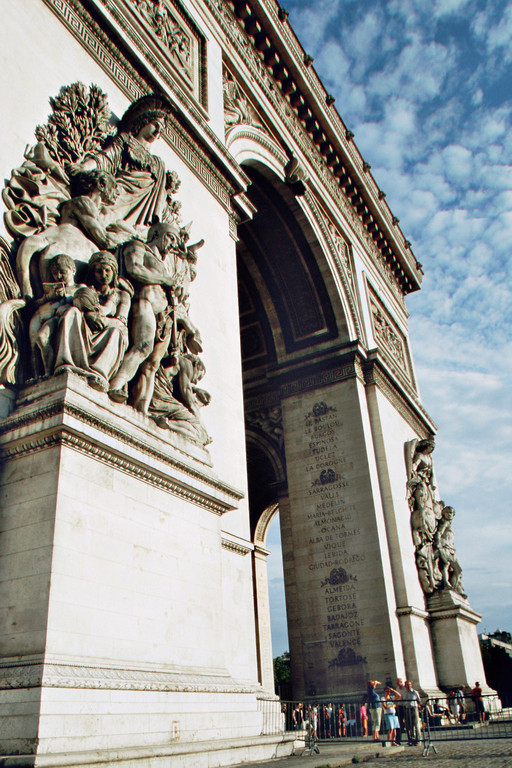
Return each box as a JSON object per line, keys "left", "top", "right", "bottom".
{"left": 405, "top": 437, "right": 464, "bottom": 596}
{"left": 0, "top": 83, "right": 211, "bottom": 445}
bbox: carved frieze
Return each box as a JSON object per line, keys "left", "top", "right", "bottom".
{"left": 245, "top": 405, "right": 284, "bottom": 449}
{"left": 368, "top": 287, "right": 413, "bottom": 386}
{"left": 223, "top": 70, "right": 263, "bottom": 134}
{"left": 0, "top": 659, "right": 253, "bottom": 693}
{"left": 129, "top": 0, "right": 206, "bottom": 105}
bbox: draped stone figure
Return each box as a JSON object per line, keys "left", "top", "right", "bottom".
{"left": 405, "top": 438, "right": 464, "bottom": 596}
{"left": 68, "top": 93, "right": 177, "bottom": 229}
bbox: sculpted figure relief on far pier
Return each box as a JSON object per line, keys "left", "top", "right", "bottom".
{"left": 405, "top": 438, "right": 464, "bottom": 596}
{"left": 0, "top": 83, "right": 210, "bottom": 446}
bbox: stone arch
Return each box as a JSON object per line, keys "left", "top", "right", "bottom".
{"left": 229, "top": 129, "right": 363, "bottom": 350}
{"left": 226, "top": 125, "right": 289, "bottom": 183}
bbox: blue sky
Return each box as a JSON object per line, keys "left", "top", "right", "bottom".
{"left": 267, "top": 0, "right": 512, "bottom": 657}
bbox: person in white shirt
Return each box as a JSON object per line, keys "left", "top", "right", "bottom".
{"left": 403, "top": 680, "right": 422, "bottom": 744}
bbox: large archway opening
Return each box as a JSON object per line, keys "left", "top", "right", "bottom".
{"left": 236, "top": 163, "right": 347, "bottom": 695}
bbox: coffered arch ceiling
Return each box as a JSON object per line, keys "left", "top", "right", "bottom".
{"left": 237, "top": 165, "right": 349, "bottom": 374}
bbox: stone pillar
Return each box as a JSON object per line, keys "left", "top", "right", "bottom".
{"left": 364, "top": 377, "right": 442, "bottom": 697}
{"left": 252, "top": 543, "right": 275, "bottom": 694}
{"left": 0, "top": 373, "right": 269, "bottom": 762}
{"left": 280, "top": 369, "right": 407, "bottom": 698}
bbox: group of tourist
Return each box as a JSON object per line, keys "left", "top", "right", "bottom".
{"left": 366, "top": 678, "right": 422, "bottom": 745}
{"left": 285, "top": 679, "right": 487, "bottom": 746}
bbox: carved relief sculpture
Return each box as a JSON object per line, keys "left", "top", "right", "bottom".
{"left": 0, "top": 84, "right": 211, "bottom": 446}
{"left": 223, "top": 71, "right": 262, "bottom": 133}
{"left": 131, "top": 0, "right": 193, "bottom": 84}
{"left": 405, "top": 438, "right": 465, "bottom": 595}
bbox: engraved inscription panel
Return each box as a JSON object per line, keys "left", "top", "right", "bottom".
{"left": 282, "top": 383, "right": 398, "bottom": 696}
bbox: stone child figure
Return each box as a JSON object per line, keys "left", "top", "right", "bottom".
{"left": 54, "top": 251, "right": 132, "bottom": 391}
{"left": 29, "top": 254, "right": 81, "bottom": 376}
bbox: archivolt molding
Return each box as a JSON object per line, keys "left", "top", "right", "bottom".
{"left": 206, "top": 0, "right": 420, "bottom": 295}
{"left": 304, "top": 192, "right": 365, "bottom": 345}
{"left": 226, "top": 125, "right": 289, "bottom": 182}
{"left": 244, "top": 425, "right": 286, "bottom": 487}
{"left": 254, "top": 501, "right": 279, "bottom": 547}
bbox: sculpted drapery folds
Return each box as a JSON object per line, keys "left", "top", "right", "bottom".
{"left": 0, "top": 84, "right": 211, "bottom": 446}
{"left": 405, "top": 438, "right": 465, "bottom": 596}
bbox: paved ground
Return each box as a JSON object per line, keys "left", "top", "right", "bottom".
{"left": 231, "top": 737, "right": 512, "bottom": 768}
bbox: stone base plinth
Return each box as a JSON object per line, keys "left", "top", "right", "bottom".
{"left": 0, "top": 734, "right": 295, "bottom": 768}
{"left": 428, "top": 590, "right": 491, "bottom": 693}
{"left": 0, "top": 373, "right": 268, "bottom": 766}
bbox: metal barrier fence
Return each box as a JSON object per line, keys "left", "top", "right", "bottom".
{"left": 421, "top": 694, "right": 512, "bottom": 754}
{"left": 258, "top": 694, "right": 512, "bottom": 750}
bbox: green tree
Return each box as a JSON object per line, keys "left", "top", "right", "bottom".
{"left": 480, "top": 630, "right": 512, "bottom": 707}
{"left": 273, "top": 652, "right": 291, "bottom": 698}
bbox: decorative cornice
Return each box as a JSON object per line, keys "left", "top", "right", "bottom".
{"left": 0, "top": 387, "right": 243, "bottom": 514}
{"left": 363, "top": 356, "right": 436, "bottom": 436}
{"left": 396, "top": 605, "right": 429, "bottom": 620}
{"left": 0, "top": 660, "right": 253, "bottom": 693}
{"left": 204, "top": 0, "right": 422, "bottom": 295}
{"left": 278, "top": 360, "right": 362, "bottom": 400}
{"left": 243, "top": 345, "right": 365, "bottom": 407}
{"left": 427, "top": 593, "right": 482, "bottom": 625}
{"left": 221, "top": 538, "right": 252, "bottom": 556}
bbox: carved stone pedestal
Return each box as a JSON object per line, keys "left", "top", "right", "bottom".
{"left": 428, "top": 590, "right": 490, "bottom": 692}
{"left": 0, "top": 373, "right": 288, "bottom": 766}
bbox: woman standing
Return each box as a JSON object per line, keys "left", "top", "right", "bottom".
{"left": 382, "top": 686, "right": 401, "bottom": 745}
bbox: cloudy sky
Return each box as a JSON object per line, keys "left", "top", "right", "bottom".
{"left": 267, "top": 0, "right": 512, "bottom": 657}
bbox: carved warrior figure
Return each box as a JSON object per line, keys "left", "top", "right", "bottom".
{"left": 108, "top": 221, "right": 203, "bottom": 411}
{"left": 16, "top": 170, "right": 120, "bottom": 301}
{"left": 405, "top": 438, "right": 465, "bottom": 596}
{"left": 0, "top": 84, "right": 211, "bottom": 446}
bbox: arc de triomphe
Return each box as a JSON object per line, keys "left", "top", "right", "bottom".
{"left": 0, "top": 1, "right": 488, "bottom": 765}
